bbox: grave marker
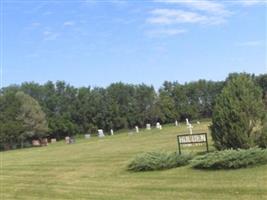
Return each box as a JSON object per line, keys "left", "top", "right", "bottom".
{"left": 156, "top": 122, "right": 161, "bottom": 129}
{"left": 186, "top": 118, "right": 190, "bottom": 126}
{"left": 187, "top": 124, "right": 193, "bottom": 135}
{"left": 65, "top": 136, "right": 70, "bottom": 144}
{"left": 41, "top": 138, "right": 48, "bottom": 146}
{"left": 69, "top": 137, "right": 75, "bottom": 144}
{"left": 98, "top": 129, "right": 105, "bottom": 137}
{"left": 51, "top": 138, "right": 57, "bottom": 143}
{"left": 32, "top": 140, "right": 41, "bottom": 147}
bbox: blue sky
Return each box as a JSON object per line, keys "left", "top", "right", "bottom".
{"left": 1, "top": 0, "right": 267, "bottom": 88}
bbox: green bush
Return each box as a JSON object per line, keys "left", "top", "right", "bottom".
{"left": 191, "top": 148, "right": 267, "bottom": 169}
{"left": 127, "top": 151, "right": 192, "bottom": 172}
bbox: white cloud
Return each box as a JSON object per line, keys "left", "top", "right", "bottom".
{"left": 155, "top": 0, "right": 229, "bottom": 14}
{"left": 63, "top": 21, "right": 75, "bottom": 26}
{"left": 235, "top": 0, "right": 267, "bottom": 6}
{"left": 82, "top": 0, "right": 127, "bottom": 6}
{"left": 147, "top": 9, "right": 226, "bottom": 25}
{"left": 43, "top": 31, "right": 60, "bottom": 41}
{"left": 237, "top": 40, "right": 265, "bottom": 47}
{"left": 147, "top": 28, "right": 187, "bottom": 37}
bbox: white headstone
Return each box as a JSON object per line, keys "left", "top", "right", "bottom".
{"left": 186, "top": 118, "right": 189, "bottom": 126}
{"left": 110, "top": 129, "right": 114, "bottom": 136}
{"left": 156, "top": 122, "right": 161, "bottom": 129}
{"left": 197, "top": 121, "right": 200, "bottom": 124}
{"left": 187, "top": 124, "right": 193, "bottom": 135}
{"left": 175, "top": 120, "right": 178, "bottom": 126}
{"left": 65, "top": 136, "right": 70, "bottom": 144}
{"left": 85, "top": 134, "right": 91, "bottom": 139}
{"left": 146, "top": 124, "right": 151, "bottom": 130}
{"left": 159, "top": 125, "right": 162, "bottom": 130}
{"left": 51, "top": 138, "right": 57, "bottom": 143}
{"left": 135, "top": 126, "right": 139, "bottom": 133}
{"left": 98, "top": 129, "right": 105, "bottom": 137}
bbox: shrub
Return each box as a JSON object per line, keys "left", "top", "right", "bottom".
{"left": 127, "top": 151, "right": 192, "bottom": 172}
{"left": 191, "top": 148, "right": 267, "bottom": 169}
{"left": 210, "top": 74, "right": 266, "bottom": 150}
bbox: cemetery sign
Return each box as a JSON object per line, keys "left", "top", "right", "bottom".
{"left": 177, "top": 133, "right": 209, "bottom": 154}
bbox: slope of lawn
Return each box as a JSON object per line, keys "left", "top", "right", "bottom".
{"left": 1, "top": 121, "right": 267, "bottom": 200}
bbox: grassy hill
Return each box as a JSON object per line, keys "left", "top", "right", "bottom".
{"left": 1, "top": 122, "right": 267, "bottom": 200}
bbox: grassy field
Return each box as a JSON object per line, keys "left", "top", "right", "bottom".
{"left": 1, "top": 121, "right": 267, "bottom": 200}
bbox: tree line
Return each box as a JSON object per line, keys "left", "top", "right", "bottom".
{"left": 0, "top": 73, "right": 266, "bottom": 149}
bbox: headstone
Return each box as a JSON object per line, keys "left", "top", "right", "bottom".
{"left": 65, "top": 136, "right": 70, "bottom": 144}
{"left": 186, "top": 118, "right": 190, "bottom": 126}
{"left": 110, "top": 129, "right": 114, "bottom": 136}
{"left": 41, "top": 138, "right": 48, "bottom": 146}
{"left": 156, "top": 122, "right": 161, "bottom": 129}
{"left": 98, "top": 129, "right": 105, "bottom": 137}
{"left": 175, "top": 120, "right": 178, "bottom": 126}
{"left": 146, "top": 124, "right": 151, "bottom": 130}
{"left": 135, "top": 126, "right": 139, "bottom": 133}
{"left": 69, "top": 137, "right": 75, "bottom": 144}
{"left": 32, "top": 140, "right": 41, "bottom": 147}
{"left": 4, "top": 144, "right": 11, "bottom": 151}
{"left": 187, "top": 123, "right": 193, "bottom": 135}
{"left": 51, "top": 138, "right": 57, "bottom": 143}
{"left": 159, "top": 125, "right": 162, "bottom": 130}
{"left": 197, "top": 121, "right": 200, "bottom": 124}
{"left": 85, "top": 134, "right": 91, "bottom": 139}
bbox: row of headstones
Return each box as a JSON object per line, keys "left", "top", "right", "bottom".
{"left": 145, "top": 122, "right": 162, "bottom": 130}
{"left": 32, "top": 119, "right": 201, "bottom": 146}
{"left": 32, "top": 137, "right": 77, "bottom": 146}
{"left": 33, "top": 119, "right": 201, "bottom": 146}
{"left": 84, "top": 123, "right": 163, "bottom": 139}
{"left": 84, "top": 119, "right": 201, "bottom": 138}
{"left": 32, "top": 138, "right": 57, "bottom": 147}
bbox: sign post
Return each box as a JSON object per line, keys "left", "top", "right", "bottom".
{"left": 177, "top": 133, "right": 208, "bottom": 154}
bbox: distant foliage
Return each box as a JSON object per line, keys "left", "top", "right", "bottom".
{"left": 0, "top": 91, "right": 48, "bottom": 149}
{"left": 210, "top": 74, "right": 266, "bottom": 150}
{"left": 191, "top": 148, "right": 267, "bottom": 169}
{"left": 127, "top": 151, "right": 192, "bottom": 172}
{"left": 0, "top": 73, "right": 266, "bottom": 146}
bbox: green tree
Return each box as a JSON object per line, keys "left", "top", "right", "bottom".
{"left": 0, "top": 90, "right": 24, "bottom": 149}
{"left": 210, "top": 74, "right": 266, "bottom": 150}
{"left": 15, "top": 91, "right": 49, "bottom": 146}
{"left": 0, "top": 90, "right": 48, "bottom": 149}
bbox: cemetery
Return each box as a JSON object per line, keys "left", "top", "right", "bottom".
{"left": 1, "top": 73, "right": 267, "bottom": 200}
{"left": 1, "top": 120, "right": 267, "bottom": 200}
{"left": 0, "top": 1, "right": 266, "bottom": 199}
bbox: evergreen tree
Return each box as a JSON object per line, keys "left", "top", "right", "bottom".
{"left": 210, "top": 74, "right": 266, "bottom": 150}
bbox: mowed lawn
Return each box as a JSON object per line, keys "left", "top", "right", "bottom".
{"left": 1, "top": 122, "right": 267, "bottom": 200}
